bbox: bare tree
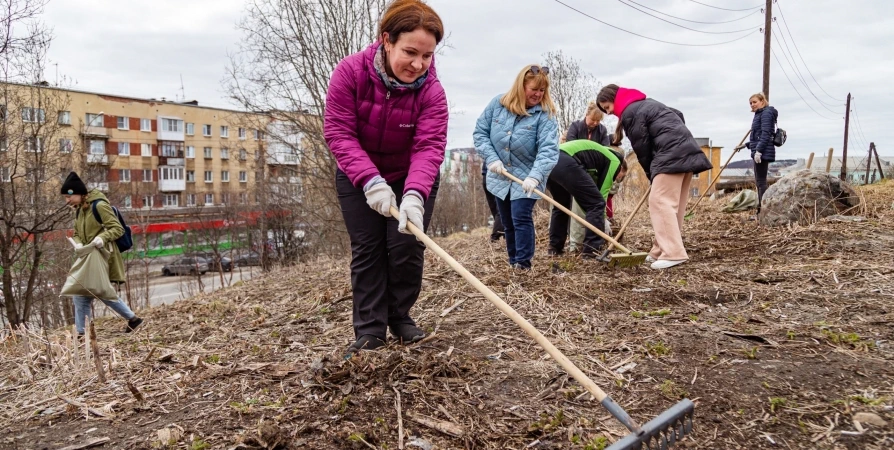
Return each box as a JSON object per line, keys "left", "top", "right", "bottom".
{"left": 541, "top": 50, "right": 601, "bottom": 134}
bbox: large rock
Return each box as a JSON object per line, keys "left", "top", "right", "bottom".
{"left": 760, "top": 170, "right": 860, "bottom": 226}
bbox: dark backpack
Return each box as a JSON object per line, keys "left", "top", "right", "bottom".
{"left": 87, "top": 199, "right": 133, "bottom": 252}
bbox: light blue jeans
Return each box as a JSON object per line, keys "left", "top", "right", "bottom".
{"left": 72, "top": 295, "right": 136, "bottom": 335}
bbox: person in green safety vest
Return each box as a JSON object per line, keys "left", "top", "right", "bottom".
{"left": 546, "top": 139, "right": 627, "bottom": 259}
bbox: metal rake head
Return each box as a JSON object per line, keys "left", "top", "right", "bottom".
{"left": 607, "top": 399, "right": 695, "bottom": 450}
{"left": 607, "top": 252, "right": 649, "bottom": 268}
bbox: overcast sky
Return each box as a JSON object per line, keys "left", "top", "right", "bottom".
{"left": 44, "top": 0, "right": 892, "bottom": 162}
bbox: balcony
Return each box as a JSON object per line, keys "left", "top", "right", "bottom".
{"left": 86, "top": 154, "right": 109, "bottom": 165}
{"left": 81, "top": 126, "right": 109, "bottom": 138}
{"left": 158, "top": 157, "right": 185, "bottom": 166}
{"left": 87, "top": 182, "right": 109, "bottom": 192}
{"left": 159, "top": 178, "right": 186, "bottom": 192}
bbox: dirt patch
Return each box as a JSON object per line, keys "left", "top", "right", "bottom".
{"left": 2, "top": 181, "right": 893, "bottom": 450}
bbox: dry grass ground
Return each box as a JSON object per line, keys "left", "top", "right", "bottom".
{"left": 1, "top": 180, "right": 892, "bottom": 450}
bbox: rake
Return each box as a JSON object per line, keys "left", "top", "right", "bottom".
{"left": 684, "top": 130, "right": 751, "bottom": 220}
{"left": 389, "top": 205, "right": 695, "bottom": 449}
{"left": 501, "top": 171, "right": 648, "bottom": 268}
{"left": 598, "top": 186, "right": 651, "bottom": 262}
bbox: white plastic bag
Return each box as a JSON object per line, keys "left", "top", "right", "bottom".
{"left": 60, "top": 242, "right": 117, "bottom": 300}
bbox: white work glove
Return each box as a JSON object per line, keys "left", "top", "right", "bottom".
{"left": 604, "top": 218, "right": 613, "bottom": 236}
{"left": 521, "top": 177, "right": 539, "bottom": 197}
{"left": 398, "top": 193, "right": 425, "bottom": 234}
{"left": 487, "top": 160, "right": 505, "bottom": 175}
{"left": 363, "top": 177, "right": 397, "bottom": 217}
{"left": 91, "top": 236, "right": 104, "bottom": 248}
{"left": 753, "top": 152, "right": 762, "bottom": 164}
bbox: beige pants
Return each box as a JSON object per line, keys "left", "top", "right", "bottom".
{"left": 649, "top": 173, "right": 692, "bottom": 261}
{"left": 568, "top": 200, "right": 585, "bottom": 251}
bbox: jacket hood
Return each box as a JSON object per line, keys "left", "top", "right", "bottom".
{"left": 363, "top": 41, "right": 438, "bottom": 91}
{"left": 84, "top": 189, "right": 108, "bottom": 205}
{"left": 614, "top": 87, "right": 647, "bottom": 119}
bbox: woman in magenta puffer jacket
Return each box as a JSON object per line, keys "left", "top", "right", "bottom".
{"left": 324, "top": 0, "right": 448, "bottom": 356}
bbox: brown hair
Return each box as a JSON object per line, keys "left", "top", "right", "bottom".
{"left": 596, "top": 84, "right": 620, "bottom": 113}
{"left": 379, "top": 0, "right": 444, "bottom": 44}
{"left": 585, "top": 101, "right": 604, "bottom": 122}
{"left": 611, "top": 126, "right": 625, "bottom": 147}
{"left": 500, "top": 65, "right": 557, "bottom": 117}
{"left": 749, "top": 92, "right": 768, "bottom": 106}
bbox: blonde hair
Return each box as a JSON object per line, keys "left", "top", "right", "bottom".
{"left": 585, "top": 101, "right": 604, "bottom": 121}
{"left": 750, "top": 92, "right": 768, "bottom": 106}
{"left": 500, "top": 65, "right": 556, "bottom": 117}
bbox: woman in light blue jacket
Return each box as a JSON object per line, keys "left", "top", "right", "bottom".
{"left": 473, "top": 64, "right": 559, "bottom": 270}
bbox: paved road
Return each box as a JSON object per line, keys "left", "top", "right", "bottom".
{"left": 146, "top": 267, "right": 259, "bottom": 307}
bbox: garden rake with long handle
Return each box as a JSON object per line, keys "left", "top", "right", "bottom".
{"left": 389, "top": 205, "right": 695, "bottom": 450}
{"left": 684, "top": 130, "right": 751, "bottom": 220}
{"left": 598, "top": 186, "right": 651, "bottom": 262}
{"left": 500, "top": 171, "right": 647, "bottom": 268}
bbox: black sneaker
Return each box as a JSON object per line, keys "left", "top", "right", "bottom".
{"left": 125, "top": 317, "right": 143, "bottom": 333}
{"left": 389, "top": 323, "right": 425, "bottom": 344}
{"left": 345, "top": 335, "right": 386, "bottom": 357}
{"left": 547, "top": 247, "right": 564, "bottom": 256}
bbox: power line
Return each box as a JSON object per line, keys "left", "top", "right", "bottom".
{"left": 614, "top": 0, "right": 760, "bottom": 34}
{"left": 770, "top": 49, "right": 837, "bottom": 121}
{"left": 554, "top": 0, "right": 761, "bottom": 46}
{"left": 688, "top": 0, "right": 762, "bottom": 12}
{"left": 772, "top": 18, "right": 843, "bottom": 108}
{"left": 850, "top": 98, "right": 871, "bottom": 148}
{"left": 771, "top": 31, "right": 841, "bottom": 115}
{"left": 775, "top": 1, "right": 841, "bottom": 102}
{"left": 624, "top": 0, "right": 761, "bottom": 24}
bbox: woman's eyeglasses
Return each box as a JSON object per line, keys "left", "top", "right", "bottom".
{"left": 529, "top": 66, "right": 549, "bottom": 75}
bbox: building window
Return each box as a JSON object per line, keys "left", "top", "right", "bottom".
{"left": 22, "top": 107, "right": 46, "bottom": 123}
{"left": 186, "top": 146, "right": 195, "bottom": 158}
{"left": 692, "top": 172, "right": 700, "bottom": 179}
{"left": 85, "top": 113, "right": 103, "bottom": 127}
{"left": 221, "top": 171, "right": 230, "bottom": 182}
{"left": 239, "top": 192, "right": 247, "bottom": 204}
{"left": 186, "top": 170, "right": 195, "bottom": 182}
{"left": 141, "top": 143, "right": 151, "bottom": 157}
{"left": 160, "top": 141, "right": 182, "bottom": 157}
{"left": 142, "top": 195, "right": 154, "bottom": 208}
{"left": 88, "top": 140, "right": 104, "bottom": 155}
{"left": 118, "top": 142, "right": 130, "bottom": 155}
{"left": 203, "top": 147, "right": 212, "bottom": 159}
{"left": 186, "top": 123, "right": 194, "bottom": 135}
{"left": 58, "top": 111, "right": 71, "bottom": 125}
{"left": 221, "top": 193, "right": 229, "bottom": 204}
{"left": 186, "top": 194, "right": 196, "bottom": 206}
{"left": 119, "top": 169, "right": 131, "bottom": 182}
{"left": 204, "top": 193, "right": 213, "bottom": 205}
{"left": 220, "top": 126, "right": 229, "bottom": 138}
{"left": 142, "top": 169, "right": 153, "bottom": 182}
{"left": 25, "top": 137, "right": 43, "bottom": 152}
{"left": 202, "top": 124, "right": 212, "bottom": 136}
{"left": 220, "top": 147, "right": 229, "bottom": 160}
{"left": 0, "top": 138, "right": 6, "bottom": 151}
{"left": 117, "top": 116, "right": 129, "bottom": 130}
{"left": 239, "top": 171, "right": 247, "bottom": 183}
{"left": 140, "top": 118, "right": 151, "bottom": 131}
{"left": 0, "top": 168, "right": 10, "bottom": 182}
{"left": 160, "top": 167, "right": 184, "bottom": 181}
{"left": 238, "top": 127, "right": 246, "bottom": 139}
{"left": 162, "top": 118, "right": 183, "bottom": 132}
{"left": 254, "top": 129, "right": 263, "bottom": 140}
{"left": 59, "top": 138, "right": 73, "bottom": 153}
{"left": 204, "top": 171, "right": 213, "bottom": 182}
{"left": 690, "top": 188, "right": 699, "bottom": 197}
{"left": 123, "top": 195, "right": 132, "bottom": 209}
{"left": 239, "top": 148, "right": 247, "bottom": 160}
{"left": 163, "top": 194, "right": 179, "bottom": 207}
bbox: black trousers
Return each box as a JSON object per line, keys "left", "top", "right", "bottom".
{"left": 336, "top": 170, "right": 438, "bottom": 339}
{"left": 546, "top": 152, "right": 606, "bottom": 254}
{"left": 483, "top": 174, "right": 504, "bottom": 240}
{"left": 754, "top": 161, "right": 769, "bottom": 212}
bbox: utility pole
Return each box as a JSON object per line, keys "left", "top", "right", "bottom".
{"left": 762, "top": 0, "right": 772, "bottom": 99}
{"left": 865, "top": 143, "right": 872, "bottom": 185}
{"left": 840, "top": 93, "right": 851, "bottom": 181}
{"left": 872, "top": 142, "right": 885, "bottom": 180}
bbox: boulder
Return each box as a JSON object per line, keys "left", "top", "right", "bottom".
{"left": 760, "top": 170, "right": 860, "bottom": 226}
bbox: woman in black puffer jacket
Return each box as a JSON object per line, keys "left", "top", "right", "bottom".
{"left": 597, "top": 84, "right": 712, "bottom": 270}
{"left": 743, "top": 92, "right": 778, "bottom": 215}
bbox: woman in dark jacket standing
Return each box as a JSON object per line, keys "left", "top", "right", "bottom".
{"left": 743, "top": 92, "right": 777, "bottom": 214}
{"left": 565, "top": 101, "right": 611, "bottom": 146}
{"left": 597, "top": 84, "right": 712, "bottom": 270}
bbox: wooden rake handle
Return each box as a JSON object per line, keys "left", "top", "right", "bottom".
{"left": 613, "top": 186, "right": 651, "bottom": 243}
{"left": 685, "top": 129, "right": 751, "bottom": 216}
{"left": 500, "top": 171, "right": 634, "bottom": 255}
{"left": 389, "top": 205, "right": 612, "bottom": 404}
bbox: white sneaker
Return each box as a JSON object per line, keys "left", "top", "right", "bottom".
{"left": 645, "top": 256, "right": 656, "bottom": 263}
{"left": 650, "top": 259, "right": 687, "bottom": 270}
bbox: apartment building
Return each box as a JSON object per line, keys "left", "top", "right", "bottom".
{"left": 1, "top": 82, "right": 301, "bottom": 215}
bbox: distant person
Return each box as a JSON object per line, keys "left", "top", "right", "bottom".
{"left": 547, "top": 140, "right": 627, "bottom": 259}
{"left": 566, "top": 101, "right": 611, "bottom": 146}
{"left": 740, "top": 92, "right": 778, "bottom": 218}
{"left": 597, "top": 84, "right": 712, "bottom": 270}
{"left": 481, "top": 162, "right": 505, "bottom": 242}
{"left": 324, "top": 0, "right": 447, "bottom": 356}
{"left": 474, "top": 64, "right": 559, "bottom": 270}
{"left": 61, "top": 172, "right": 143, "bottom": 337}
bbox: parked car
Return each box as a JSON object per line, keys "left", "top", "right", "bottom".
{"left": 162, "top": 257, "right": 209, "bottom": 276}
{"left": 234, "top": 251, "right": 262, "bottom": 266}
{"left": 185, "top": 252, "right": 234, "bottom": 272}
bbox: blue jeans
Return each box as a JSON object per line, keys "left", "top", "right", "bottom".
{"left": 495, "top": 196, "right": 537, "bottom": 269}
{"left": 72, "top": 295, "right": 136, "bottom": 335}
